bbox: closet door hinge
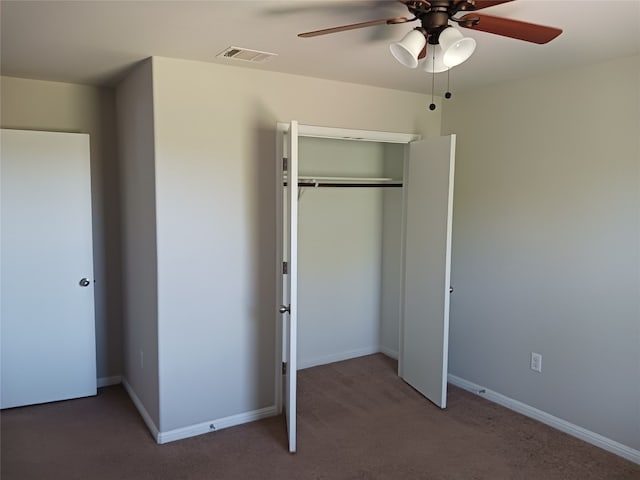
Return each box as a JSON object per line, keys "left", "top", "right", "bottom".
{"left": 283, "top": 157, "right": 288, "bottom": 171}
{"left": 282, "top": 261, "right": 288, "bottom": 274}
{"left": 282, "top": 362, "right": 287, "bottom": 375}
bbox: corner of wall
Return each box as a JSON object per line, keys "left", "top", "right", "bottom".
{"left": 115, "top": 57, "right": 161, "bottom": 431}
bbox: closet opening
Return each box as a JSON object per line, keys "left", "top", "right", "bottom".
{"left": 275, "top": 122, "right": 456, "bottom": 453}
{"left": 292, "top": 136, "right": 406, "bottom": 371}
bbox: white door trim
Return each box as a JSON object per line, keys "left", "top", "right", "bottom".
{"left": 273, "top": 123, "right": 425, "bottom": 453}
{"left": 274, "top": 122, "right": 421, "bottom": 413}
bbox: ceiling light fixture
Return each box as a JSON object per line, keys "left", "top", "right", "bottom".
{"left": 391, "top": 26, "right": 475, "bottom": 72}
{"left": 422, "top": 43, "right": 448, "bottom": 74}
{"left": 390, "top": 25, "right": 474, "bottom": 109}
{"left": 389, "top": 29, "right": 427, "bottom": 69}
{"left": 438, "top": 26, "right": 476, "bottom": 67}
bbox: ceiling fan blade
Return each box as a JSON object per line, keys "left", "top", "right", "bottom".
{"left": 298, "top": 16, "right": 410, "bottom": 38}
{"left": 472, "top": 1, "right": 516, "bottom": 10}
{"left": 459, "top": 13, "right": 562, "bottom": 44}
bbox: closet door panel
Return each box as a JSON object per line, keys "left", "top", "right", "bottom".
{"left": 401, "top": 135, "right": 455, "bottom": 408}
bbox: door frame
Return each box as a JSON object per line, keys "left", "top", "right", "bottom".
{"left": 274, "top": 123, "right": 421, "bottom": 415}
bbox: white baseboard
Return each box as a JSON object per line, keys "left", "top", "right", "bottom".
{"left": 448, "top": 374, "right": 640, "bottom": 465}
{"left": 379, "top": 346, "right": 398, "bottom": 360}
{"left": 157, "top": 405, "right": 278, "bottom": 444}
{"left": 298, "top": 346, "right": 380, "bottom": 370}
{"left": 122, "top": 376, "right": 278, "bottom": 445}
{"left": 121, "top": 377, "right": 160, "bottom": 443}
{"left": 97, "top": 375, "right": 122, "bottom": 388}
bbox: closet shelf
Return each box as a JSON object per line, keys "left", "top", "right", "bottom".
{"left": 283, "top": 174, "right": 403, "bottom": 188}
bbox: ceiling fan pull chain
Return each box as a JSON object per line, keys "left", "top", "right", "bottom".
{"left": 445, "top": 68, "right": 452, "bottom": 100}
{"left": 429, "top": 44, "right": 437, "bottom": 111}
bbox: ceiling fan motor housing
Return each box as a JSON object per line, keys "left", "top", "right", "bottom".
{"left": 421, "top": 11, "right": 450, "bottom": 32}
{"left": 408, "top": 1, "right": 471, "bottom": 43}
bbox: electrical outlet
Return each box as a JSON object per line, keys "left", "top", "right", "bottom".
{"left": 530, "top": 352, "right": 542, "bottom": 373}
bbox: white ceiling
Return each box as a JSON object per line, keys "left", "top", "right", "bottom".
{"left": 1, "top": 0, "right": 639, "bottom": 94}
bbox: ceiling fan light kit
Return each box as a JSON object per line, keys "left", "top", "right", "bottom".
{"left": 390, "top": 29, "right": 427, "bottom": 68}
{"left": 438, "top": 26, "right": 477, "bottom": 67}
{"left": 423, "top": 43, "right": 448, "bottom": 73}
{"left": 298, "top": 0, "right": 562, "bottom": 108}
{"left": 391, "top": 25, "right": 476, "bottom": 73}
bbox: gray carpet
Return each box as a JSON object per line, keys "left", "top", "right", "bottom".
{"left": 2, "top": 354, "right": 638, "bottom": 479}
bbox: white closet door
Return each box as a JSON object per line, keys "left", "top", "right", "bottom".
{"left": 282, "top": 121, "right": 299, "bottom": 453}
{"left": 1, "top": 129, "right": 97, "bottom": 409}
{"left": 401, "top": 135, "right": 456, "bottom": 408}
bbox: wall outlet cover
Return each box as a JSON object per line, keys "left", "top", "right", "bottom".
{"left": 531, "top": 352, "right": 542, "bottom": 373}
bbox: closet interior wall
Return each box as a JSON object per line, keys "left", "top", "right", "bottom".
{"left": 296, "top": 137, "right": 405, "bottom": 369}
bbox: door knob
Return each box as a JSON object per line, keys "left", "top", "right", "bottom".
{"left": 79, "top": 278, "right": 91, "bottom": 287}
{"left": 449, "top": 286, "right": 454, "bottom": 294}
{"left": 279, "top": 305, "right": 290, "bottom": 314}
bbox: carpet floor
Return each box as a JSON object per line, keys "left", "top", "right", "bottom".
{"left": 1, "top": 354, "right": 638, "bottom": 479}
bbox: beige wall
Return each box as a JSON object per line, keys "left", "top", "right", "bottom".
{"left": 380, "top": 143, "right": 406, "bottom": 357}
{"left": 0, "top": 76, "right": 122, "bottom": 380}
{"left": 115, "top": 60, "right": 160, "bottom": 429}
{"left": 442, "top": 55, "right": 640, "bottom": 451}
{"left": 149, "top": 56, "right": 440, "bottom": 432}
{"left": 297, "top": 137, "right": 386, "bottom": 368}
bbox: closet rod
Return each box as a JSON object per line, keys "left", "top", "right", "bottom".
{"left": 295, "top": 175, "right": 399, "bottom": 182}
{"left": 284, "top": 182, "right": 403, "bottom": 188}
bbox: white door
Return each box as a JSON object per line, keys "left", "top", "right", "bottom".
{"left": 400, "top": 135, "right": 456, "bottom": 408}
{"left": 281, "top": 121, "right": 299, "bottom": 453}
{"left": 1, "top": 129, "right": 97, "bottom": 409}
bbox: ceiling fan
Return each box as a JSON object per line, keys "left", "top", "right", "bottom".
{"left": 298, "top": 0, "right": 563, "bottom": 73}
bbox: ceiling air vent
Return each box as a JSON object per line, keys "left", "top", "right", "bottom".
{"left": 217, "top": 46, "right": 277, "bottom": 63}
